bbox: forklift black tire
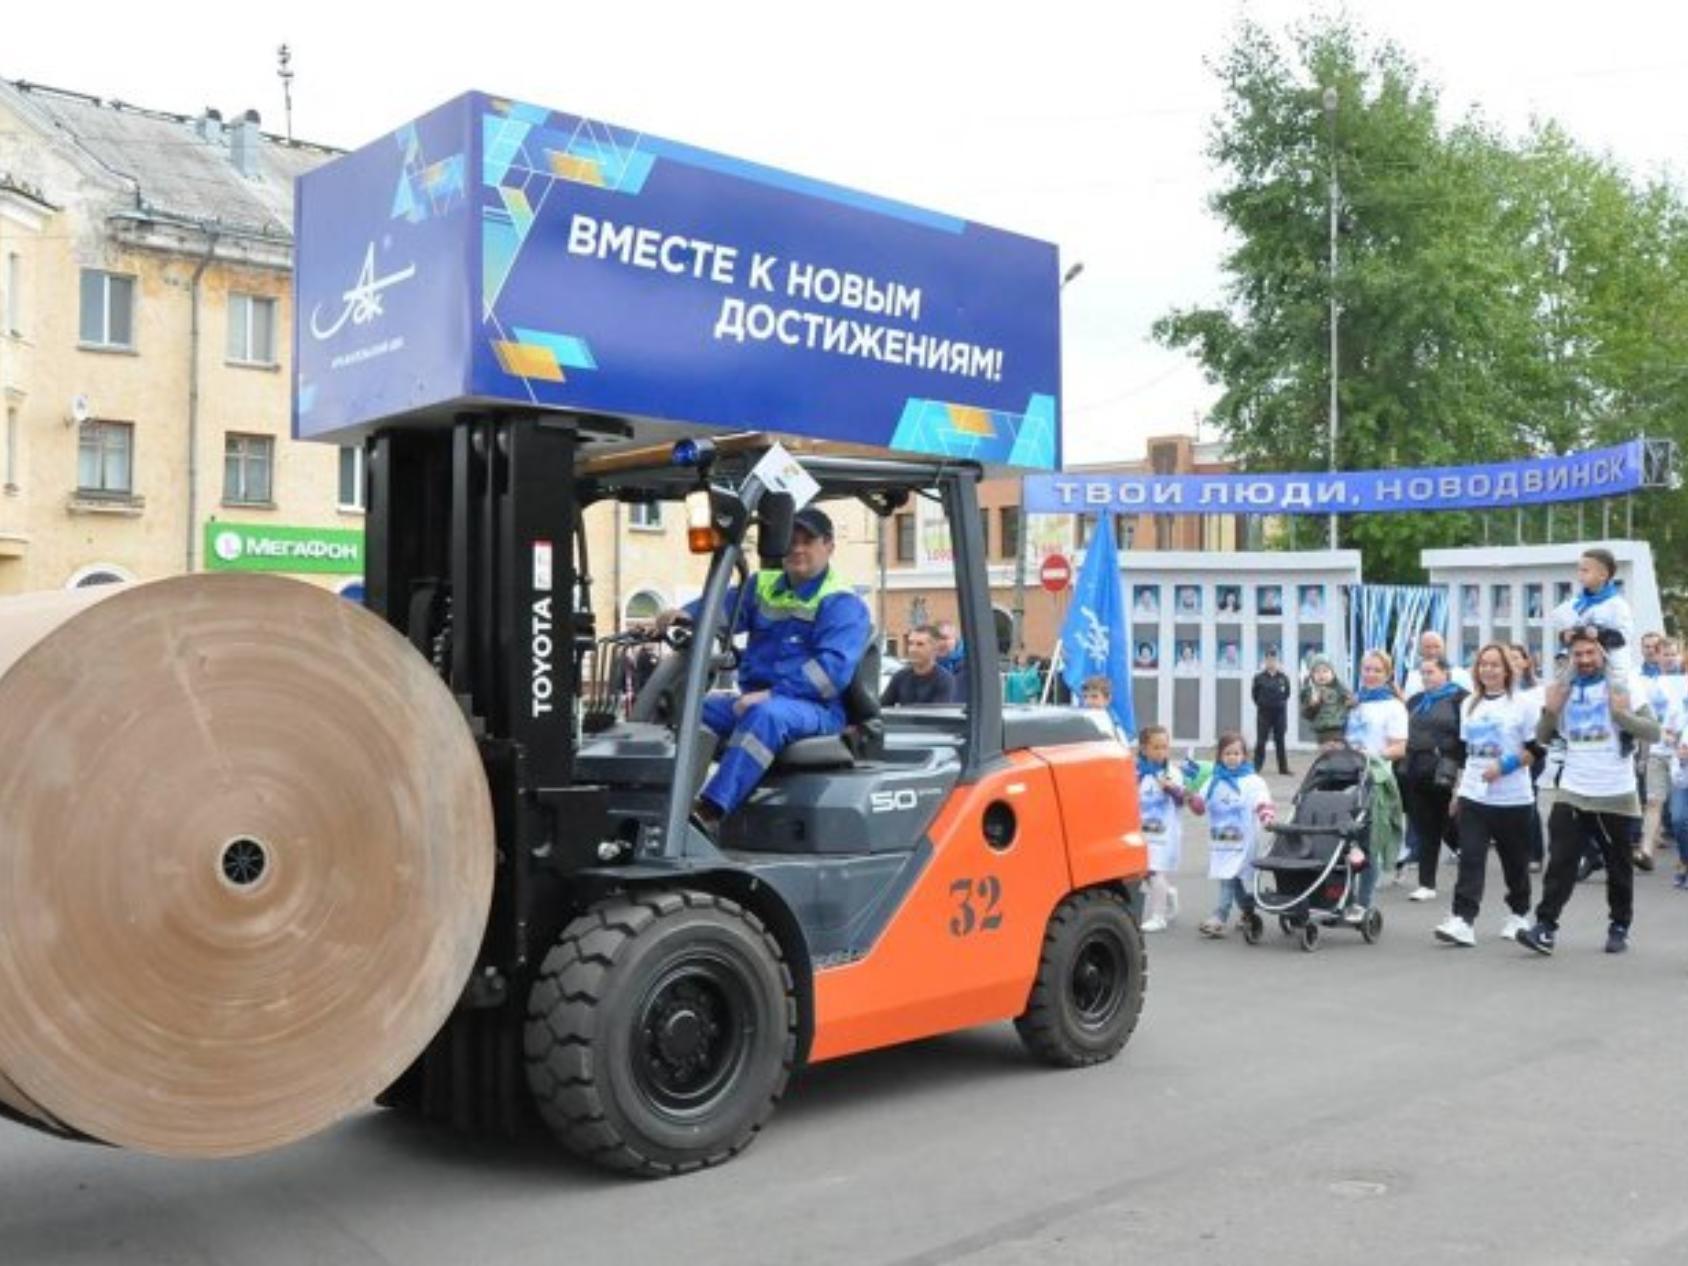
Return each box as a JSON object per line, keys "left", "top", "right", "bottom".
{"left": 525, "top": 891, "right": 797, "bottom": 1177}
{"left": 1014, "top": 888, "right": 1146, "bottom": 1068}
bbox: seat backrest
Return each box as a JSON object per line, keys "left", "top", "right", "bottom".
{"left": 844, "top": 642, "right": 884, "bottom": 759}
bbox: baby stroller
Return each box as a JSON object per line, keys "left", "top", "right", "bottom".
{"left": 1246, "top": 747, "right": 1384, "bottom": 952}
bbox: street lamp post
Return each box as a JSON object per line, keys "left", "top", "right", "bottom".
{"left": 1324, "top": 86, "right": 1340, "bottom": 551}
{"left": 1012, "top": 260, "right": 1085, "bottom": 655}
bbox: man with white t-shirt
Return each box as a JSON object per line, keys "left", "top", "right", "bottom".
{"left": 1638, "top": 638, "right": 1686, "bottom": 867}
{"left": 1517, "top": 627, "right": 1661, "bottom": 956}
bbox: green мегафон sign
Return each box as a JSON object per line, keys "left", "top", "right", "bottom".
{"left": 203, "top": 524, "right": 364, "bottom": 575}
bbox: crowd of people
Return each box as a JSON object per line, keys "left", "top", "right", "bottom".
{"left": 1143, "top": 548, "right": 1688, "bottom": 956}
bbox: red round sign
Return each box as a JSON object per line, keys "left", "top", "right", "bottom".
{"left": 1039, "top": 554, "right": 1072, "bottom": 593}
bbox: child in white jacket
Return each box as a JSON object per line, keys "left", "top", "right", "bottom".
{"left": 1194, "top": 731, "right": 1278, "bottom": 938}
{"left": 1135, "top": 725, "right": 1189, "bottom": 932}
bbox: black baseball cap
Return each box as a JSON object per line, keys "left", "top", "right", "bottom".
{"left": 793, "top": 506, "right": 834, "bottom": 540}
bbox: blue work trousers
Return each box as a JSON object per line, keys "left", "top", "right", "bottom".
{"left": 699, "top": 693, "right": 841, "bottom": 815}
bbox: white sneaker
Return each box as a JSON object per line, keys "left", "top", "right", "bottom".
{"left": 1408, "top": 886, "right": 1437, "bottom": 902}
{"left": 1498, "top": 913, "right": 1531, "bottom": 941}
{"left": 1434, "top": 916, "right": 1476, "bottom": 947}
{"left": 1141, "top": 916, "right": 1169, "bottom": 933}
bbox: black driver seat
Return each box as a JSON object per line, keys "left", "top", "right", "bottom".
{"left": 774, "top": 642, "right": 886, "bottom": 770}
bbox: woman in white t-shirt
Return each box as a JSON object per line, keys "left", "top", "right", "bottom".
{"left": 1345, "top": 650, "right": 1408, "bottom": 915}
{"left": 1433, "top": 645, "right": 1539, "bottom": 947}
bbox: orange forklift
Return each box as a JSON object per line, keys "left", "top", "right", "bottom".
{"left": 368, "top": 419, "right": 1150, "bottom": 1175}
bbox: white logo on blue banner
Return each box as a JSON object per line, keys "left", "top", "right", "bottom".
{"left": 1058, "top": 514, "right": 1135, "bottom": 738}
{"left": 310, "top": 242, "right": 417, "bottom": 342}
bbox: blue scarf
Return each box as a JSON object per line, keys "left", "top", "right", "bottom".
{"left": 1358, "top": 686, "right": 1396, "bottom": 704}
{"left": 1643, "top": 663, "right": 1662, "bottom": 679}
{"left": 1573, "top": 668, "right": 1605, "bottom": 702}
{"left": 1209, "top": 760, "right": 1256, "bottom": 793}
{"left": 1573, "top": 582, "right": 1617, "bottom": 615}
{"left": 1412, "top": 682, "right": 1460, "bottom": 715}
{"left": 1137, "top": 756, "right": 1167, "bottom": 778}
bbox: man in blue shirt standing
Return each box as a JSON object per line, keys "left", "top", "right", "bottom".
{"left": 668, "top": 506, "right": 872, "bottom": 835}
{"left": 934, "top": 619, "right": 969, "bottom": 703}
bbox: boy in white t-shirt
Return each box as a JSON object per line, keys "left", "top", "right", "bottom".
{"left": 1547, "top": 548, "right": 1636, "bottom": 684}
{"left": 1134, "top": 725, "right": 1187, "bottom": 932}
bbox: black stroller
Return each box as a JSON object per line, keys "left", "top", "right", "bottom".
{"left": 1246, "top": 747, "right": 1384, "bottom": 951}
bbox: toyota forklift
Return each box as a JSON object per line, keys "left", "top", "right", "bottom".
{"left": 368, "top": 416, "right": 1149, "bottom": 1176}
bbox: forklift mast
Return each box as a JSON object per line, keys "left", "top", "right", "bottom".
{"left": 362, "top": 413, "right": 602, "bottom": 985}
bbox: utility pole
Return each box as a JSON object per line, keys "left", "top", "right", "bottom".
{"left": 276, "top": 44, "right": 295, "bottom": 143}
{"left": 1324, "top": 87, "right": 1340, "bottom": 551}
{"left": 1014, "top": 259, "right": 1085, "bottom": 654}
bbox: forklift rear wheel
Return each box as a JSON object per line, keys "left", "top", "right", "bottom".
{"left": 1015, "top": 888, "right": 1146, "bottom": 1068}
{"left": 525, "top": 891, "right": 797, "bottom": 1177}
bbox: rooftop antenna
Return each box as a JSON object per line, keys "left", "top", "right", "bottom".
{"left": 276, "top": 44, "right": 294, "bottom": 142}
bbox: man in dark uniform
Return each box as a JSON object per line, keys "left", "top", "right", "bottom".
{"left": 1251, "top": 648, "right": 1293, "bottom": 775}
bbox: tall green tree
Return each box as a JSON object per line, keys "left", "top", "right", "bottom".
{"left": 1157, "top": 17, "right": 1688, "bottom": 586}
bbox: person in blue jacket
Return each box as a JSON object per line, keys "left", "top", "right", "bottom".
{"left": 667, "top": 506, "right": 872, "bottom": 835}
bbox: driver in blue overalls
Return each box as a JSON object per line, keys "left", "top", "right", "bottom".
{"left": 662, "top": 506, "right": 872, "bottom": 836}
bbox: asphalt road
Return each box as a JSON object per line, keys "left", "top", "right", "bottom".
{"left": 4, "top": 770, "right": 1687, "bottom": 1266}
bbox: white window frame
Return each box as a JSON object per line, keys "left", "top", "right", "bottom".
{"left": 4, "top": 404, "right": 17, "bottom": 492}
{"left": 223, "top": 432, "right": 275, "bottom": 506}
{"left": 4, "top": 252, "right": 21, "bottom": 337}
{"left": 76, "top": 419, "right": 133, "bottom": 495}
{"left": 338, "top": 445, "right": 366, "bottom": 512}
{"left": 628, "top": 501, "right": 663, "bottom": 531}
{"left": 66, "top": 563, "right": 135, "bottom": 589}
{"left": 227, "top": 292, "right": 278, "bottom": 365}
{"left": 79, "top": 269, "right": 135, "bottom": 350}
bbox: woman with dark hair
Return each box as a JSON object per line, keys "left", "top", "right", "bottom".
{"left": 1401, "top": 655, "right": 1469, "bottom": 901}
{"left": 1433, "top": 644, "right": 1539, "bottom": 947}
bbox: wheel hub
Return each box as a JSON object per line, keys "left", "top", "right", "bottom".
{"left": 634, "top": 961, "right": 750, "bottom": 1116}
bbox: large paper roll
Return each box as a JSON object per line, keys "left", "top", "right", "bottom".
{"left": 0, "top": 575, "right": 494, "bottom": 1157}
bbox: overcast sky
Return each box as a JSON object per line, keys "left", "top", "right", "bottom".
{"left": 8, "top": 0, "right": 1687, "bottom": 464}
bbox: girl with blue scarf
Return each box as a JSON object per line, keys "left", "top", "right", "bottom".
{"left": 1194, "top": 732, "right": 1277, "bottom": 938}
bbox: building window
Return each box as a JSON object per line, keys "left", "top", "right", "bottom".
{"left": 624, "top": 589, "right": 665, "bottom": 623}
{"left": 1114, "top": 514, "right": 1134, "bottom": 551}
{"left": 4, "top": 253, "right": 21, "bottom": 336}
{"left": 629, "top": 501, "right": 662, "bottom": 530}
{"left": 223, "top": 432, "right": 274, "bottom": 504}
{"left": 78, "top": 269, "right": 135, "bottom": 349}
{"left": 77, "top": 420, "right": 133, "bottom": 495}
{"left": 978, "top": 509, "right": 991, "bottom": 556}
{"left": 227, "top": 293, "right": 278, "bottom": 364}
{"left": 894, "top": 512, "right": 915, "bottom": 563}
{"left": 338, "top": 445, "right": 365, "bottom": 511}
{"left": 1075, "top": 514, "right": 1093, "bottom": 547}
{"left": 4, "top": 405, "right": 16, "bottom": 491}
{"left": 999, "top": 506, "right": 1021, "bottom": 559}
{"left": 68, "top": 564, "right": 133, "bottom": 589}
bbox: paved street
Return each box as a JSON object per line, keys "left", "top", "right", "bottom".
{"left": 4, "top": 769, "right": 1687, "bottom": 1266}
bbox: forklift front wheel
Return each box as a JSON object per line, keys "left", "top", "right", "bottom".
{"left": 525, "top": 891, "right": 797, "bottom": 1177}
{"left": 1014, "top": 888, "right": 1146, "bottom": 1068}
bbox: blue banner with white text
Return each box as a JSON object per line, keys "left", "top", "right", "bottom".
{"left": 1023, "top": 440, "right": 1644, "bottom": 515}
{"left": 295, "top": 92, "right": 1061, "bottom": 467}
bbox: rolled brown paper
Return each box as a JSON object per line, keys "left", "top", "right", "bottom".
{"left": 0, "top": 575, "right": 493, "bottom": 1157}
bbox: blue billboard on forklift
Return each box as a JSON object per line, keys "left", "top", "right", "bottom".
{"left": 294, "top": 90, "right": 1061, "bottom": 467}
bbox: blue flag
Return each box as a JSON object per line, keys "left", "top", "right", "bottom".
{"left": 1059, "top": 515, "right": 1135, "bottom": 738}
